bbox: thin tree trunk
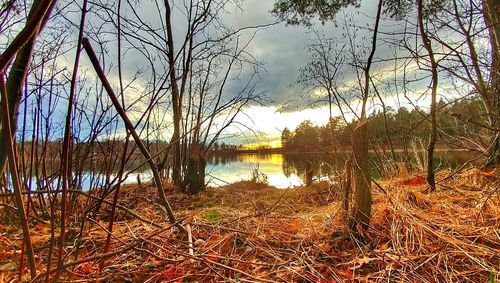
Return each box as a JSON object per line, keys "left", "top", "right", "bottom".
{"left": 0, "top": 75, "right": 37, "bottom": 279}
{"left": 54, "top": 0, "right": 87, "bottom": 279}
{"left": 0, "top": 0, "right": 56, "bottom": 173}
{"left": 417, "top": 0, "right": 438, "bottom": 191}
{"left": 82, "top": 38, "right": 177, "bottom": 224}
{"left": 483, "top": 0, "right": 500, "bottom": 166}
{"left": 164, "top": 0, "right": 182, "bottom": 186}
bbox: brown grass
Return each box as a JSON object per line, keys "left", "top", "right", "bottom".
{"left": 0, "top": 168, "right": 498, "bottom": 282}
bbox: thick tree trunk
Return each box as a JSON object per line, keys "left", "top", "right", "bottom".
{"left": 0, "top": 21, "right": 37, "bottom": 173}
{"left": 181, "top": 143, "right": 206, "bottom": 194}
{"left": 342, "top": 155, "right": 352, "bottom": 221}
{"left": 182, "top": 157, "right": 206, "bottom": 194}
{"left": 0, "top": 38, "right": 32, "bottom": 172}
{"left": 348, "top": 120, "right": 371, "bottom": 239}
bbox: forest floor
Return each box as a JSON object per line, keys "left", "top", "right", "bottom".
{"left": 0, "top": 167, "right": 499, "bottom": 282}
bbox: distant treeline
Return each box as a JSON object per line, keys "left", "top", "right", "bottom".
{"left": 281, "top": 98, "right": 487, "bottom": 153}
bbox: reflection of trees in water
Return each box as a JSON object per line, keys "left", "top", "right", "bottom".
{"left": 282, "top": 154, "right": 343, "bottom": 183}
{"left": 208, "top": 153, "right": 284, "bottom": 166}
{"left": 208, "top": 152, "right": 340, "bottom": 184}
{"left": 208, "top": 151, "right": 474, "bottom": 185}
{"left": 207, "top": 153, "right": 238, "bottom": 166}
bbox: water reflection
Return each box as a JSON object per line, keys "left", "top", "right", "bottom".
{"left": 207, "top": 153, "right": 340, "bottom": 188}
{"left": 206, "top": 151, "right": 474, "bottom": 188}
{"left": 18, "top": 151, "right": 473, "bottom": 191}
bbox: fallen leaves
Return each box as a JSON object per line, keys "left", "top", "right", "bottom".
{"left": 78, "top": 262, "right": 93, "bottom": 275}
{"left": 0, "top": 169, "right": 498, "bottom": 282}
{"left": 398, "top": 175, "right": 427, "bottom": 186}
{"left": 205, "top": 251, "right": 221, "bottom": 263}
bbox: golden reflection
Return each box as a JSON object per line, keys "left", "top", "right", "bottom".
{"left": 242, "top": 140, "right": 282, "bottom": 150}
{"left": 235, "top": 153, "right": 284, "bottom": 165}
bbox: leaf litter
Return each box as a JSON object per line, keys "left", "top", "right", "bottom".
{"left": 0, "top": 169, "right": 498, "bottom": 282}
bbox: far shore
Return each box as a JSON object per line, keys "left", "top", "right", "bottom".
{"left": 217, "top": 147, "right": 475, "bottom": 155}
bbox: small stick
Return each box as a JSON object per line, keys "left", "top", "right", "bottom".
{"left": 187, "top": 224, "right": 194, "bottom": 256}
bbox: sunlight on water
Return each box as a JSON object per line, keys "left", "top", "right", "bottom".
{"left": 13, "top": 152, "right": 472, "bottom": 191}
{"left": 206, "top": 153, "right": 327, "bottom": 188}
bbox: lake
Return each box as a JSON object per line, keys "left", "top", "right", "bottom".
{"left": 11, "top": 151, "right": 473, "bottom": 191}
{"left": 205, "top": 151, "right": 474, "bottom": 188}
{"left": 64, "top": 151, "right": 475, "bottom": 190}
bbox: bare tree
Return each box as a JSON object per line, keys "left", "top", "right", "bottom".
{"left": 416, "top": 0, "right": 438, "bottom": 191}
{"left": 0, "top": 0, "right": 57, "bottom": 173}
{"left": 273, "top": 0, "right": 384, "bottom": 240}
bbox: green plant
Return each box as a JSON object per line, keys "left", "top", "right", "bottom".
{"left": 203, "top": 209, "right": 223, "bottom": 222}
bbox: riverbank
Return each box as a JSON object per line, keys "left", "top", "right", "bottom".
{"left": 0, "top": 167, "right": 498, "bottom": 282}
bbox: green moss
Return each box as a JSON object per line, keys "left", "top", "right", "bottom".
{"left": 203, "top": 209, "right": 223, "bottom": 222}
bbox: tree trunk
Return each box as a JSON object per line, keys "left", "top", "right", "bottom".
{"left": 0, "top": 5, "right": 38, "bottom": 173}
{"left": 0, "top": 0, "right": 56, "bottom": 174}
{"left": 82, "top": 38, "right": 177, "bottom": 224}
{"left": 342, "top": 155, "right": 352, "bottom": 221}
{"left": 182, "top": 157, "right": 206, "bottom": 194}
{"left": 181, "top": 143, "right": 206, "bottom": 194}
{"left": 348, "top": 119, "right": 371, "bottom": 239}
{"left": 164, "top": 0, "right": 182, "bottom": 186}
{"left": 0, "top": 75, "right": 37, "bottom": 280}
{"left": 483, "top": 0, "right": 500, "bottom": 166}
{"left": 305, "top": 161, "right": 313, "bottom": 186}
{"left": 345, "top": 0, "right": 382, "bottom": 240}
{"left": 417, "top": 0, "right": 438, "bottom": 191}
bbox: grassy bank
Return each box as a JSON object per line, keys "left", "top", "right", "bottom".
{"left": 0, "top": 168, "right": 499, "bottom": 282}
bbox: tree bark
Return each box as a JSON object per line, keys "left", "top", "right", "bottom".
{"left": 417, "top": 0, "right": 438, "bottom": 191}
{"left": 348, "top": 119, "right": 371, "bottom": 238}
{"left": 164, "top": 0, "right": 182, "bottom": 186}
{"left": 0, "top": 0, "right": 55, "bottom": 74}
{"left": 181, "top": 143, "right": 206, "bottom": 194}
{"left": 346, "top": 0, "right": 383, "bottom": 240}
{"left": 0, "top": 0, "right": 56, "bottom": 174}
{"left": 0, "top": 76, "right": 37, "bottom": 279}
{"left": 483, "top": 0, "right": 500, "bottom": 166}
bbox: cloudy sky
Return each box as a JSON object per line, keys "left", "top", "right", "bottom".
{"left": 207, "top": 0, "right": 431, "bottom": 145}
{"left": 21, "top": 0, "right": 455, "bottom": 145}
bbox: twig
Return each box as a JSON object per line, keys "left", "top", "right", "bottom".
{"left": 475, "top": 182, "right": 500, "bottom": 224}
{"left": 31, "top": 218, "right": 186, "bottom": 281}
{"left": 187, "top": 224, "right": 194, "bottom": 256}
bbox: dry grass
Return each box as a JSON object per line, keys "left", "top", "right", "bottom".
{"left": 0, "top": 168, "right": 498, "bottom": 282}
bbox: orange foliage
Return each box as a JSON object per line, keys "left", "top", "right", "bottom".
{"left": 79, "top": 263, "right": 93, "bottom": 275}
{"left": 206, "top": 251, "right": 221, "bottom": 263}
{"left": 398, "top": 175, "right": 426, "bottom": 186}
{"left": 161, "top": 266, "right": 184, "bottom": 281}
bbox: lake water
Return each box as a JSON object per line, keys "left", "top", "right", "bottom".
{"left": 20, "top": 151, "right": 474, "bottom": 191}
{"left": 206, "top": 151, "right": 476, "bottom": 188}
{"left": 71, "top": 153, "right": 331, "bottom": 189}
{"left": 207, "top": 153, "right": 314, "bottom": 188}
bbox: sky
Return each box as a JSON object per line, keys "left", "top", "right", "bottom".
{"left": 14, "top": 0, "right": 463, "bottom": 146}
{"left": 206, "top": 0, "right": 430, "bottom": 145}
